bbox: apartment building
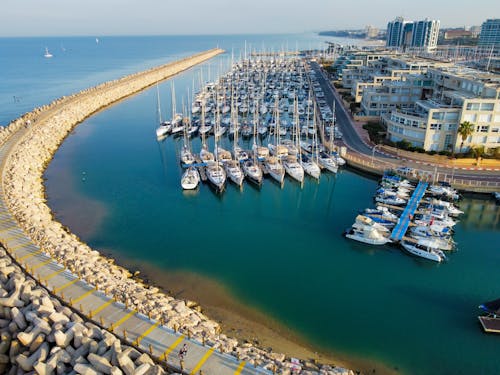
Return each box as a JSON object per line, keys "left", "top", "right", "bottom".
{"left": 385, "top": 67, "right": 500, "bottom": 151}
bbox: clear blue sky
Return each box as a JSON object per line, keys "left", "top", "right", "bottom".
{"left": 1, "top": 0, "right": 499, "bottom": 36}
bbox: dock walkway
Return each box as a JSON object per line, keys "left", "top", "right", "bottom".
{"left": 0, "top": 62, "right": 272, "bottom": 375}
{"left": 390, "top": 181, "right": 428, "bottom": 242}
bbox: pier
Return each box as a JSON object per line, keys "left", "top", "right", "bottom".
{"left": 390, "top": 182, "right": 428, "bottom": 242}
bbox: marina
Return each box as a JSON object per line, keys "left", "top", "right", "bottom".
{"left": 154, "top": 55, "right": 345, "bottom": 192}
{"left": 345, "top": 172, "right": 462, "bottom": 263}
{"left": 2, "top": 35, "right": 499, "bottom": 375}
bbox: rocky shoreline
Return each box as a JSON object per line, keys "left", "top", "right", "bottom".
{"left": 0, "top": 50, "right": 354, "bottom": 374}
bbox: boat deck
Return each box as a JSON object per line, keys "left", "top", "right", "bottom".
{"left": 478, "top": 316, "right": 500, "bottom": 333}
{"left": 390, "top": 181, "right": 428, "bottom": 242}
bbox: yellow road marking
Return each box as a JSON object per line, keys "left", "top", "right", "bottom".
{"left": 10, "top": 242, "right": 34, "bottom": 252}
{"left": 17, "top": 249, "right": 42, "bottom": 261}
{"left": 2, "top": 232, "right": 25, "bottom": 242}
{"left": 0, "top": 225, "right": 17, "bottom": 233}
{"left": 190, "top": 347, "right": 215, "bottom": 375}
{"left": 53, "top": 278, "right": 79, "bottom": 293}
{"left": 90, "top": 298, "right": 115, "bottom": 316}
{"left": 134, "top": 320, "right": 160, "bottom": 346}
{"left": 113, "top": 309, "right": 136, "bottom": 329}
{"left": 71, "top": 287, "right": 97, "bottom": 305}
{"left": 41, "top": 268, "right": 65, "bottom": 282}
{"left": 31, "top": 258, "right": 53, "bottom": 271}
{"left": 160, "top": 335, "right": 185, "bottom": 361}
{"left": 234, "top": 361, "right": 246, "bottom": 375}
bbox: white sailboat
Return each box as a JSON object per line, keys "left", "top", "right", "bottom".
{"left": 181, "top": 167, "right": 200, "bottom": 190}
{"left": 283, "top": 155, "right": 304, "bottom": 183}
{"left": 44, "top": 47, "right": 53, "bottom": 58}
{"left": 155, "top": 85, "right": 171, "bottom": 139}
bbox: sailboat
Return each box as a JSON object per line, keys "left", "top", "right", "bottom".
{"left": 299, "top": 102, "right": 321, "bottom": 179}
{"left": 44, "top": 47, "right": 53, "bottom": 58}
{"left": 282, "top": 98, "right": 304, "bottom": 183}
{"left": 181, "top": 167, "right": 200, "bottom": 190}
{"left": 155, "top": 85, "right": 171, "bottom": 139}
{"left": 264, "top": 99, "right": 285, "bottom": 186}
{"left": 170, "top": 82, "right": 184, "bottom": 135}
{"left": 205, "top": 129, "right": 226, "bottom": 193}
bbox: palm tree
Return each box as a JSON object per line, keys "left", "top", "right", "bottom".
{"left": 457, "top": 121, "right": 475, "bottom": 153}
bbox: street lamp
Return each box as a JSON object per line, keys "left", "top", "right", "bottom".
{"left": 371, "top": 144, "right": 382, "bottom": 167}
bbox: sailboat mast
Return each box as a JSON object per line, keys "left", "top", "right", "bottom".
{"left": 156, "top": 84, "right": 162, "bottom": 124}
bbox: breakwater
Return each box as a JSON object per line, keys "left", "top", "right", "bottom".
{"left": 0, "top": 49, "right": 354, "bottom": 374}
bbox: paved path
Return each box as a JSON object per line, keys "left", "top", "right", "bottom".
{"left": 0, "top": 85, "right": 271, "bottom": 375}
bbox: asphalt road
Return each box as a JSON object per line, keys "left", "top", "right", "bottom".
{"left": 308, "top": 61, "right": 500, "bottom": 186}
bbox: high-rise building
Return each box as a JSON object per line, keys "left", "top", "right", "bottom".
{"left": 411, "top": 19, "right": 440, "bottom": 50}
{"left": 386, "top": 17, "right": 409, "bottom": 47}
{"left": 386, "top": 17, "right": 440, "bottom": 51}
{"left": 478, "top": 19, "right": 500, "bottom": 49}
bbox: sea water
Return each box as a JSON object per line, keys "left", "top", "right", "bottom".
{"left": 2, "top": 35, "right": 499, "bottom": 375}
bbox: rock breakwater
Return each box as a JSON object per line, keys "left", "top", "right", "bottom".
{"left": 0, "top": 49, "right": 354, "bottom": 374}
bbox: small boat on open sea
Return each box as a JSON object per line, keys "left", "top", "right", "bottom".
{"left": 44, "top": 47, "right": 53, "bottom": 58}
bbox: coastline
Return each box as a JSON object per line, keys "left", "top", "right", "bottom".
{"left": 98, "top": 249, "right": 400, "bottom": 375}
{"left": 0, "top": 49, "right": 357, "bottom": 374}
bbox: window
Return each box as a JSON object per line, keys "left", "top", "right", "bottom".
{"left": 492, "top": 127, "right": 499, "bottom": 133}
{"left": 480, "top": 103, "right": 494, "bottom": 111}
{"left": 479, "top": 125, "right": 489, "bottom": 133}
{"left": 478, "top": 114, "right": 492, "bottom": 122}
{"left": 463, "top": 114, "right": 477, "bottom": 122}
{"left": 466, "top": 103, "right": 480, "bottom": 110}
{"left": 430, "top": 123, "right": 442, "bottom": 130}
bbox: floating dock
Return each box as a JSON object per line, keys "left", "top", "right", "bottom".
{"left": 478, "top": 316, "right": 500, "bottom": 334}
{"left": 390, "top": 181, "right": 428, "bottom": 242}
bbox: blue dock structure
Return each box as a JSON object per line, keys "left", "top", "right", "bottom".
{"left": 390, "top": 181, "right": 428, "bottom": 241}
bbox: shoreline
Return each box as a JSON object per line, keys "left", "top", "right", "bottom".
{"left": 0, "top": 49, "right": 357, "bottom": 374}
{"left": 99, "top": 248, "right": 400, "bottom": 375}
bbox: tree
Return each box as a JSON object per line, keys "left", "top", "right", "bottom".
{"left": 457, "top": 121, "right": 475, "bottom": 153}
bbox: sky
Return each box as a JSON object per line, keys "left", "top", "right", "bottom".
{"left": 1, "top": 0, "right": 499, "bottom": 37}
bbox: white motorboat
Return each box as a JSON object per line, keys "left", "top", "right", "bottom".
{"left": 345, "top": 224, "right": 392, "bottom": 245}
{"left": 300, "top": 153, "right": 321, "bottom": 180}
{"left": 181, "top": 167, "right": 200, "bottom": 190}
{"left": 242, "top": 159, "right": 263, "bottom": 186}
{"left": 374, "top": 195, "right": 407, "bottom": 205}
{"left": 205, "top": 162, "right": 226, "bottom": 193}
{"left": 264, "top": 156, "right": 285, "bottom": 186}
{"left": 410, "top": 225, "right": 453, "bottom": 240}
{"left": 318, "top": 152, "right": 338, "bottom": 173}
{"left": 224, "top": 160, "right": 244, "bottom": 187}
{"left": 408, "top": 235, "right": 454, "bottom": 251}
{"left": 354, "top": 215, "right": 391, "bottom": 234}
{"left": 283, "top": 155, "right": 304, "bottom": 183}
{"left": 401, "top": 240, "right": 446, "bottom": 262}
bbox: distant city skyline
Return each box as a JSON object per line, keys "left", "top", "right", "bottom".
{"left": 1, "top": 0, "right": 499, "bottom": 37}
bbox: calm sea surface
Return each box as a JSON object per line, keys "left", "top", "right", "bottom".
{"left": 2, "top": 35, "right": 499, "bottom": 375}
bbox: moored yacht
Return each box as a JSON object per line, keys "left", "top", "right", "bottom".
{"left": 401, "top": 239, "right": 446, "bottom": 262}
{"left": 181, "top": 167, "right": 200, "bottom": 190}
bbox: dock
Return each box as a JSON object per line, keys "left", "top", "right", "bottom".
{"left": 478, "top": 316, "right": 500, "bottom": 334}
{"left": 390, "top": 181, "right": 428, "bottom": 242}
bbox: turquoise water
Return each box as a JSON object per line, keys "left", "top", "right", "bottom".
{"left": 3, "top": 36, "right": 499, "bottom": 375}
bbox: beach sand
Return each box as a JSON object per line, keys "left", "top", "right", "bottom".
{"left": 104, "top": 256, "right": 401, "bottom": 375}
